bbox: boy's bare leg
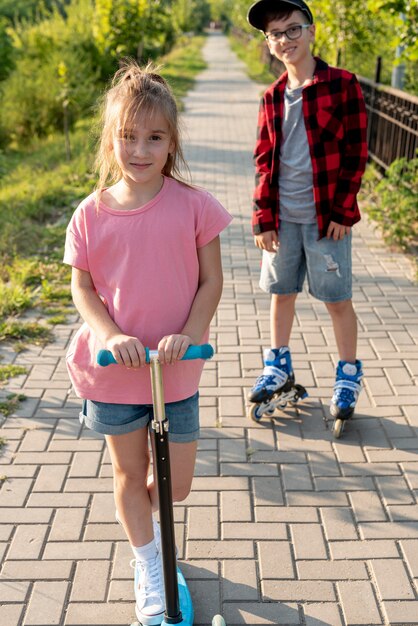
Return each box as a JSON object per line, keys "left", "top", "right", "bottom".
{"left": 270, "top": 293, "right": 298, "bottom": 347}
{"left": 325, "top": 299, "right": 357, "bottom": 362}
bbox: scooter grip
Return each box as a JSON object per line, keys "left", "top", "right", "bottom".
{"left": 97, "top": 344, "right": 214, "bottom": 367}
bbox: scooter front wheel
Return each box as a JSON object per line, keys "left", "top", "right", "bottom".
{"left": 212, "top": 615, "right": 227, "bottom": 626}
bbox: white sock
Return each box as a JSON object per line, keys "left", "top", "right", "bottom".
{"left": 132, "top": 538, "right": 157, "bottom": 562}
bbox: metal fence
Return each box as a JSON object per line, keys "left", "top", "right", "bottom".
{"left": 358, "top": 77, "right": 418, "bottom": 170}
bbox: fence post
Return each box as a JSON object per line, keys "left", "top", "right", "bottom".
{"left": 374, "top": 56, "right": 382, "bottom": 84}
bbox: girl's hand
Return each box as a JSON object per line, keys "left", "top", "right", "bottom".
{"left": 158, "top": 334, "right": 192, "bottom": 365}
{"left": 106, "top": 334, "right": 146, "bottom": 368}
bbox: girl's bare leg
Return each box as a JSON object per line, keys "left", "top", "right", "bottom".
{"left": 147, "top": 440, "right": 198, "bottom": 511}
{"left": 105, "top": 428, "right": 153, "bottom": 547}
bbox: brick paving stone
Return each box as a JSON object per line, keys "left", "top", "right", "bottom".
{"left": 297, "top": 559, "right": 369, "bottom": 580}
{"left": 376, "top": 474, "right": 416, "bottom": 505}
{"left": 330, "top": 540, "right": 399, "bottom": 559}
{"left": 19, "top": 429, "right": 52, "bottom": 452}
{"left": 291, "top": 524, "right": 327, "bottom": 560}
{"left": 338, "top": 580, "right": 382, "bottom": 625}
{"left": 388, "top": 504, "right": 418, "bottom": 521}
{"left": 383, "top": 601, "right": 418, "bottom": 624}
{"left": 70, "top": 560, "right": 110, "bottom": 602}
{"left": 7, "top": 524, "right": 49, "bottom": 560}
{"left": 27, "top": 493, "right": 89, "bottom": 508}
{"left": 349, "top": 491, "right": 388, "bottom": 522}
{"left": 360, "top": 520, "right": 418, "bottom": 539}
{"left": 223, "top": 522, "right": 286, "bottom": 540}
{"left": 0, "top": 604, "right": 24, "bottom": 626}
{"left": 258, "top": 541, "right": 295, "bottom": 580}
{"left": 1, "top": 560, "right": 73, "bottom": 579}
{"left": 185, "top": 580, "right": 220, "bottom": 624}
{"left": 282, "top": 463, "right": 313, "bottom": 490}
{"left": 320, "top": 507, "right": 359, "bottom": 540}
{"left": 49, "top": 508, "right": 86, "bottom": 541}
{"left": 188, "top": 506, "right": 219, "bottom": 539}
{"left": 0, "top": 580, "right": 30, "bottom": 602}
{"left": 400, "top": 539, "right": 418, "bottom": 577}
{"left": 303, "top": 603, "right": 344, "bottom": 626}
{"left": 262, "top": 579, "right": 335, "bottom": 602}
{"left": 223, "top": 559, "right": 259, "bottom": 600}
{"left": 220, "top": 490, "right": 252, "bottom": 522}
{"left": 187, "top": 540, "right": 254, "bottom": 559}
{"left": 24, "top": 581, "right": 68, "bottom": 625}
{"left": 33, "top": 465, "right": 68, "bottom": 492}
{"left": 64, "top": 603, "right": 134, "bottom": 625}
{"left": 43, "top": 541, "right": 112, "bottom": 560}
{"left": 370, "top": 558, "right": 415, "bottom": 600}
{"left": 0, "top": 508, "right": 53, "bottom": 524}
{"left": 68, "top": 451, "right": 102, "bottom": 477}
{"left": 223, "top": 602, "right": 300, "bottom": 625}
{"left": 256, "top": 506, "right": 318, "bottom": 523}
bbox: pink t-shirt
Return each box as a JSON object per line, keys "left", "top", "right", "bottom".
{"left": 64, "top": 176, "right": 232, "bottom": 404}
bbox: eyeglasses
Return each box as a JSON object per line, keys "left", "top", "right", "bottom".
{"left": 265, "top": 24, "right": 311, "bottom": 43}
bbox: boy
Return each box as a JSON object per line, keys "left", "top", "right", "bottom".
{"left": 247, "top": 0, "right": 368, "bottom": 425}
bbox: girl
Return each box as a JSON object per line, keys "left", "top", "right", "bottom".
{"left": 64, "top": 61, "right": 232, "bottom": 625}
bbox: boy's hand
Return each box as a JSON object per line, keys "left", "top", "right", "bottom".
{"left": 254, "top": 231, "right": 279, "bottom": 252}
{"left": 327, "top": 221, "right": 351, "bottom": 240}
{"left": 158, "top": 334, "right": 192, "bottom": 365}
{"left": 106, "top": 334, "right": 146, "bottom": 368}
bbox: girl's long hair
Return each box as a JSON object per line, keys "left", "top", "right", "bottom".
{"left": 94, "top": 59, "right": 191, "bottom": 206}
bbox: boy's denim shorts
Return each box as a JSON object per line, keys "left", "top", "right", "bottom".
{"left": 259, "top": 221, "right": 352, "bottom": 303}
{"left": 79, "top": 392, "right": 199, "bottom": 442}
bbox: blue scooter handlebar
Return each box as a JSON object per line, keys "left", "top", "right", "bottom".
{"left": 97, "top": 343, "right": 214, "bottom": 366}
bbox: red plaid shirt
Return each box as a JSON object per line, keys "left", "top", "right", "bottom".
{"left": 252, "top": 57, "right": 368, "bottom": 238}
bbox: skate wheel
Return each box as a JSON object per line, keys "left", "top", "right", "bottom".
{"left": 265, "top": 408, "right": 275, "bottom": 416}
{"left": 249, "top": 404, "right": 264, "bottom": 422}
{"left": 333, "top": 418, "right": 345, "bottom": 439}
{"left": 278, "top": 402, "right": 287, "bottom": 409}
{"left": 212, "top": 616, "right": 227, "bottom": 626}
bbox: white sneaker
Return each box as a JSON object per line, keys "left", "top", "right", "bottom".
{"left": 132, "top": 554, "right": 165, "bottom": 625}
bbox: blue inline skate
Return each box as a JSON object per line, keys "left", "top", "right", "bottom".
{"left": 330, "top": 359, "right": 363, "bottom": 438}
{"left": 248, "top": 347, "right": 308, "bottom": 422}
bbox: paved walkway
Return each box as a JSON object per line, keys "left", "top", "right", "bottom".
{"left": 1, "top": 32, "right": 418, "bottom": 626}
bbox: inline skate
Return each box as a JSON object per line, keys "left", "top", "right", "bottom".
{"left": 330, "top": 359, "right": 363, "bottom": 438}
{"left": 248, "top": 347, "right": 308, "bottom": 422}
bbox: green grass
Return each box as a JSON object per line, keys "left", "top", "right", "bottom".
{"left": 360, "top": 160, "right": 418, "bottom": 280}
{"left": 229, "top": 33, "right": 275, "bottom": 85}
{"left": 0, "top": 365, "right": 28, "bottom": 382}
{"left": 0, "top": 394, "right": 26, "bottom": 418}
{"left": 0, "top": 33, "right": 207, "bottom": 366}
{"left": 0, "top": 321, "right": 53, "bottom": 346}
{"left": 161, "top": 35, "right": 207, "bottom": 106}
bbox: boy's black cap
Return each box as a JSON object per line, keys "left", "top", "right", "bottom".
{"left": 247, "top": 0, "right": 314, "bottom": 31}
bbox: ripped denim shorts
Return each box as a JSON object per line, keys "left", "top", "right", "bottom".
{"left": 259, "top": 220, "right": 352, "bottom": 303}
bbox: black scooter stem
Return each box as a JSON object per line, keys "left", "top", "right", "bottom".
{"left": 149, "top": 357, "right": 183, "bottom": 624}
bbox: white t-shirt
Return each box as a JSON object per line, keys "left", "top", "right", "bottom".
{"left": 64, "top": 176, "right": 232, "bottom": 404}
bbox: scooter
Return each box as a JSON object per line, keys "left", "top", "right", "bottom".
{"left": 97, "top": 344, "right": 226, "bottom": 626}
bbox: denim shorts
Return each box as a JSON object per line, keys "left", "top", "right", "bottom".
{"left": 79, "top": 392, "right": 199, "bottom": 442}
{"left": 259, "top": 221, "right": 352, "bottom": 303}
